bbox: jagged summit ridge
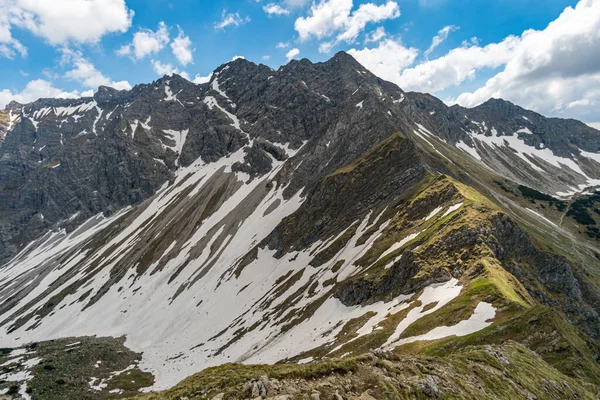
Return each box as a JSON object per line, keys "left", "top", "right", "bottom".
{"left": 1, "top": 51, "right": 382, "bottom": 111}
{"left": 1, "top": 50, "right": 600, "bottom": 273}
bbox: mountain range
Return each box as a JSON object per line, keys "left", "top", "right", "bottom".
{"left": 0, "top": 51, "right": 599, "bottom": 399}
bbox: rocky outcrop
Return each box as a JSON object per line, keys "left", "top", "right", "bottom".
{"left": 486, "top": 213, "right": 600, "bottom": 338}
{"left": 0, "top": 109, "right": 9, "bottom": 143}
{"left": 335, "top": 252, "right": 452, "bottom": 307}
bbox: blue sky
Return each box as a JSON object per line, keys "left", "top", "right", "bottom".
{"left": 1, "top": 0, "right": 599, "bottom": 127}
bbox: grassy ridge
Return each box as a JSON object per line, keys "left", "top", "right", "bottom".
{"left": 130, "top": 342, "right": 598, "bottom": 400}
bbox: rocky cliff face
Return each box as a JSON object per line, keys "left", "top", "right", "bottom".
{"left": 0, "top": 52, "right": 408, "bottom": 265}
{"left": 0, "top": 52, "right": 599, "bottom": 397}
{"left": 0, "top": 109, "right": 9, "bottom": 143}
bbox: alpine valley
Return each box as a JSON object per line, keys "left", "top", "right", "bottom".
{"left": 0, "top": 52, "right": 600, "bottom": 400}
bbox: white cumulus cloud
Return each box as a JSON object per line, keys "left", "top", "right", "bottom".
{"left": 193, "top": 73, "right": 212, "bottom": 84}
{"left": 117, "top": 21, "right": 170, "bottom": 59}
{"left": 424, "top": 25, "right": 458, "bottom": 57}
{"left": 214, "top": 10, "right": 250, "bottom": 30}
{"left": 171, "top": 28, "right": 194, "bottom": 66}
{"left": 263, "top": 3, "right": 290, "bottom": 16}
{"left": 286, "top": 47, "right": 300, "bottom": 61}
{"left": 349, "top": 0, "right": 600, "bottom": 123}
{"left": 364, "top": 26, "right": 386, "bottom": 43}
{"left": 451, "top": 0, "right": 600, "bottom": 121}
{"left": 348, "top": 38, "right": 418, "bottom": 83}
{"left": 1, "top": 0, "right": 133, "bottom": 46}
{"left": 62, "top": 48, "right": 131, "bottom": 90}
{"left": 294, "top": 0, "right": 399, "bottom": 51}
{"left": 396, "top": 37, "right": 518, "bottom": 93}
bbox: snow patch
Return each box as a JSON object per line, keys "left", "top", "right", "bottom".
{"left": 7, "top": 110, "right": 22, "bottom": 132}
{"left": 526, "top": 208, "right": 558, "bottom": 227}
{"left": 376, "top": 232, "right": 421, "bottom": 263}
{"left": 580, "top": 150, "right": 600, "bottom": 164}
{"left": 384, "top": 278, "right": 462, "bottom": 348}
{"left": 392, "top": 94, "right": 404, "bottom": 104}
{"left": 211, "top": 76, "right": 234, "bottom": 107}
{"left": 203, "top": 96, "right": 245, "bottom": 134}
{"left": 441, "top": 203, "right": 463, "bottom": 218}
{"left": 424, "top": 206, "right": 443, "bottom": 221}
{"left": 394, "top": 302, "right": 496, "bottom": 345}
{"left": 516, "top": 127, "right": 533, "bottom": 135}
{"left": 162, "top": 129, "right": 189, "bottom": 160}
{"left": 89, "top": 377, "right": 107, "bottom": 391}
{"left": 456, "top": 140, "right": 482, "bottom": 160}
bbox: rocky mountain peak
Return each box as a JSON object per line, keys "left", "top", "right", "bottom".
{"left": 471, "top": 97, "right": 529, "bottom": 118}
{"left": 211, "top": 56, "right": 262, "bottom": 80}
{"left": 329, "top": 50, "right": 365, "bottom": 67}
{"left": 5, "top": 100, "right": 23, "bottom": 111}
{"left": 156, "top": 73, "right": 195, "bottom": 88}
{"left": 93, "top": 85, "right": 129, "bottom": 105}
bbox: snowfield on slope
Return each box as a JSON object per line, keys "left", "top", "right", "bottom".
{"left": 0, "top": 98, "right": 498, "bottom": 391}
{"left": 453, "top": 124, "right": 600, "bottom": 198}
{"left": 0, "top": 150, "right": 489, "bottom": 390}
